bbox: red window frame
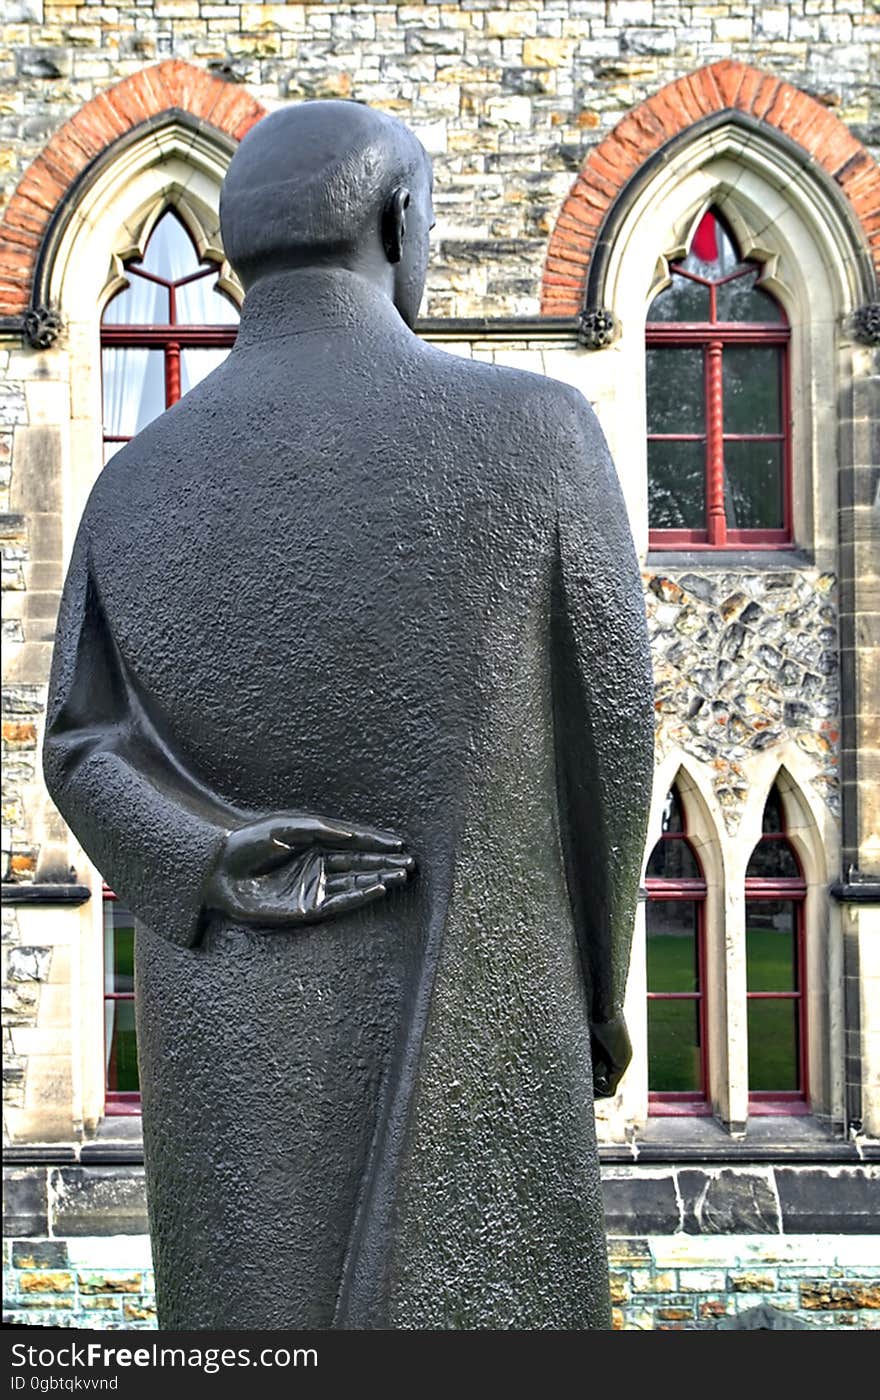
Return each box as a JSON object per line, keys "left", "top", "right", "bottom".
{"left": 645, "top": 809, "right": 711, "bottom": 1116}
{"left": 647, "top": 213, "right": 792, "bottom": 551}
{"left": 102, "top": 885, "right": 140, "bottom": 1116}
{"left": 745, "top": 832, "right": 809, "bottom": 1116}
{"left": 101, "top": 211, "right": 238, "bottom": 457}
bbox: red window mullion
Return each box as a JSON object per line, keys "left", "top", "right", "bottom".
{"left": 705, "top": 339, "right": 726, "bottom": 546}
{"left": 165, "top": 341, "right": 181, "bottom": 407}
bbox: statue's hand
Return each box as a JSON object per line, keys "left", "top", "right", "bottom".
{"left": 206, "top": 814, "right": 415, "bottom": 926}
{"left": 590, "top": 1013, "right": 632, "bottom": 1099}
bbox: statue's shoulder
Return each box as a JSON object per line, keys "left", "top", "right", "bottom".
{"left": 417, "top": 340, "right": 597, "bottom": 438}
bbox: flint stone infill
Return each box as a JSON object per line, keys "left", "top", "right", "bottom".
{"left": 644, "top": 570, "right": 839, "bottom": 830}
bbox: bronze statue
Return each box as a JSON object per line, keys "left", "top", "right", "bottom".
{"left": 43, "top": 101, "right": 653, "bottom": 1329}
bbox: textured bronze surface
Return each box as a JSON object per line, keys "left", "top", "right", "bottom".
{"left": 44, "top": 102, "right": 653, "bottom": 1330}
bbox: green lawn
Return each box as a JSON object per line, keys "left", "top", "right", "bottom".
{"left": 648, "top": 928, "right": 798, "bottom": 1092}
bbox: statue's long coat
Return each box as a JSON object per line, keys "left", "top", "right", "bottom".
{"left": 44, "top": 270, "right": 653, "bottom": 1330}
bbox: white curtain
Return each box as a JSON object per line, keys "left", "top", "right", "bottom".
{"left": 176, "top": 275, "right": 240, "bottom": 326}
{"left": 102, "top": 347, "right": 165, "bottom": 436}
{"left": 102, "top": 274, "right": 167, "bottom": 325}
{"left": 180, "top": 347, "right": 233, "bottom": 396}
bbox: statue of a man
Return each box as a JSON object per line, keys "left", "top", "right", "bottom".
{"left": 43, "top": 101, "right": 653, "bottom": 1330}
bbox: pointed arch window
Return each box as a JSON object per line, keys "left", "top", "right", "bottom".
{"left": 745, "top": 784, "right": 808, "bottom": 1112}
{"left": 101, "top": 208, "right": 239, "bottom": 464}
{"left": 646, "top": 207, "right": 791, "bottom": 549}
{"left": 645, "top": 785, "right": 710, "bottom": 1114}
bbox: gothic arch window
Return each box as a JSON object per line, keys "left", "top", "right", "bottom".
{"left": 101, "top": 206, "right": 239, "bottom": 463}
{"left": 646, "top": 207, "right": 791, "bottom": 550}
{"left": 745, "top": 782, "right": 808, "bottom": 1113}
{"left": 644, "top": 784, "right": 710, "bottom": 1114}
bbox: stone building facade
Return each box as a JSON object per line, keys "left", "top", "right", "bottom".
{"left": 2, "top": 2, "right": 878, "bottom": 1330}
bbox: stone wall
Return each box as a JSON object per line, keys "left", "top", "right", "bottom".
{"left": 2, "top": 1, "right": 878, "bottom": 320}
{"left": 4, "top": 1162, "right": 879, "bottom": 1329}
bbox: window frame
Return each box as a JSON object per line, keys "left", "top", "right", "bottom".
{"left": 645, "top": 802, "right": 711, "bottom": 1117}
{"left": 102, "top": 885, "right": 140, "bottom": 1117}
{"left": 100, "top": 208, "right": 239, "bottom": 457}
{"left": 745, "top": 830, "right": 809, "bottom": 1117}
{"left": 646, "top": 213, "right": 793, "bottom": 551}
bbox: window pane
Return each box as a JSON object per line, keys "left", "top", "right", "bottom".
{"left": 139, "top": 211, "right": 200, "bottom": 280}
{"left": 102, "top": 347, "right": 165, "bottom": 436}
{"left": 105, "top": 999, "right": 140, "bottom": 1093}
{"left": 723, "top": 346, "right": 781, "bottom": 434}
{"left": 647, "top": 901, "right": 699, "bottom": 992}
{"left": 648, "top": 999, "right": 702, "bottom": 1092}
{"left": 180, "top": 347, "right": 233, "bottom": 397}
{"left": 175, "top": 276, "right": 240, "bottom": 326}
{"left": 746, "top": 837, "right": 800, "bottom": 879}
{"left": 103, "top": 274, "right": 169, "bottom": 325}
{"left": 648, "top": 274, "right": 710, "bottom": 322}
{"left": 648, "top": 440, "right": 706, "bottom": 529}
{"left": 762, "top": 786, "right": 785, "bottom": 834}
{"left": 661, "top": 787, "right": 685, "bottom": 835}
{"left": 748, "top": 998, "right": 799, "bottom": 1091}
{"left": 680, "top": 210, "right": 740, "bottom": 281}
{"left": 103, "top": 440, "right": 126, "bottom": 465}
{"left": 646, "top": 836, "right": 700, "bottom": 880}
{"left": 716, "top": 271, "right": 783, "bottom": 323}
{"left": 723, "top": 441, "right": 783, "bottom": 530}
{"left": 647, "top": 347, "right": 704, "bottom": 433}
{"left": 747, "top": 900, "right": 797, "bottom": 992}
{"left": 111, "top": 911, "right": 135, "bottom": 994}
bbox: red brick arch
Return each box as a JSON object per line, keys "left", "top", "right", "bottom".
{"left": 541, "top": 60, "right": 880, "bottom": 315}
{"left": 0, "top": 61, "right": 267, "bottom": 318}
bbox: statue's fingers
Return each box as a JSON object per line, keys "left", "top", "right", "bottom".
{"left": 271, "top": 816, "right": 403, "bottom": 853}
{"left": 325, "top": 867, "right": 411, "bottom": 895}
{"left": 324, "top": 852, "right": 414, "bottom": 874}
{"left": 272, "top": 816, "right": 353, "bottom": 848}
{"left": 320, "top": 882, "right": 388, "bottom": 917}
{"left": 346, "top": 825, "right": 406, "bottom": 853}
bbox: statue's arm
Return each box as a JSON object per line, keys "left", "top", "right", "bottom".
{"left": 43, "top": 522, "right": 415, "bottom": 948}
{"left": 552, "top": 392, "right": 654, "bottom": 1094}
{"left": 42, "top": 521, "right": 239, "bottom": 948}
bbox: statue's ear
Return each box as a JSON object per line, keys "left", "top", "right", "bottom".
{"left": 381, "top": 186, "right": 411, "bottom": 264}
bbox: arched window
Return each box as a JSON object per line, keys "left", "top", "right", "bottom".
{"left": 645, "top": 786, "right": 709, "bottom": 1114}
{"left": 101, "top": 207, "right": 239, "bottom": 463}
{"left": 646, "top": 207, "right": 791, "bottom": 549}
{"left": 745, "top": 784, "right": 808, "bottom": 1113}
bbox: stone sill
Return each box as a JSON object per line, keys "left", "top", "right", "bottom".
{"left": 600, "top": 1116, "right": 879, "bottom": 1165}
{"left": 1, "top": 882, "right": 91, "bottom": 906}
{"left": 646, "top": 549, "right": 815, "bottom": 570}
{"left": 6, "top": 1115, "right": 877, "bottom": 1169}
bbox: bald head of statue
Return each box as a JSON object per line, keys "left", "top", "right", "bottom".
{"left": 220, "top": 100, "right": 434, "bottom": 328}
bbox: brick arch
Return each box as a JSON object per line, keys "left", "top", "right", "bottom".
{"left": 541, "top": 60, "right": 880, "bottom": 315}
{"left": 0, "top": 60, "right": 266, "bottom": 318}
